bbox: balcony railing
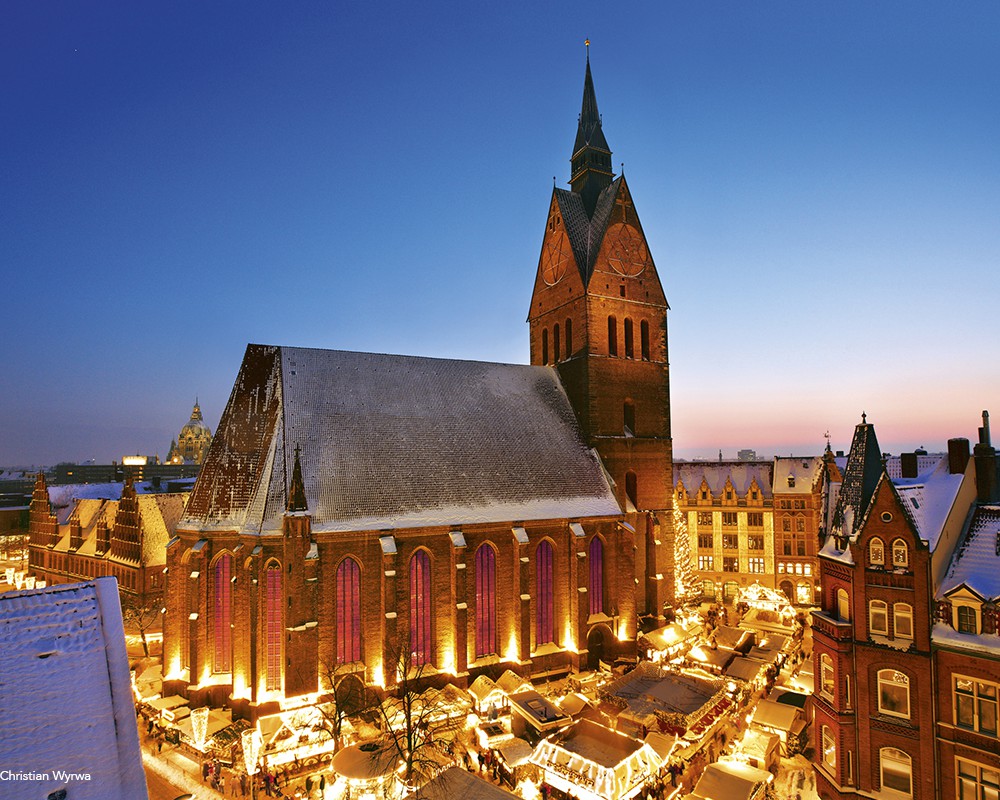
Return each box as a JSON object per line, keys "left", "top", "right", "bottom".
{"left": 811, "top": 609, "right": 853, "bottom": 641}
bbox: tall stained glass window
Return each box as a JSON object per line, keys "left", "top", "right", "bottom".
{"left": 589, "top": 537, "right": 604, "bottom": 616}
{"left": 265, "top": 562, "right": 282, "bottom": 691}
{"left": 213, "top": 554, "right": 232, "bottom": 673}
{"left": 536, "top": 541, "right": 554, "bottom": 645}
{"left": 410, "top": 550, "right": 432, "bottom": 665}
{"left": 336, "top": 558, "right": 362, "bottom": 664}
{"left": 475, "top": 545, "right": 497, "bottom": 658}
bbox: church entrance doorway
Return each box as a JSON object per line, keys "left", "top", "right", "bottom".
{"left": 587, "top": 626, "right": 608, "bottom": 671}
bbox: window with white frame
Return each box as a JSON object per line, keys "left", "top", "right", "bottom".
{"left": 837, "top": 588, "right": 850, "bottom": 622}
{"left": 878, "top": 670, "right": 910, "bottom": 719}
{"left": 869, "top": 537, "right": 885, "bottom": 567}
{"left": 957, "top": 605, "right": 979, "bottom": 635}
{"left": 821, "top": 653, "right": 835, "bottom": 698}
{"left": 698, "top": 555, "right": 714, "bottom": 571}
{"left": 894, "top": 603, "right": 913, "bottom": 640}
{"left": 955, "top": 676, "right": 998, "bottom": 736}
{"left": 892, "top": 539, "right": 909, "bottom": 569}
{"left": 880, "top": 747, "right": 912, "bottom": 796}
{"left": 870, "top": 600, "right": 888, "bottom": 636}
{"left": 748, "top": 557, "right": 764, "bottom": 574}
{"left": 822, "top": 725, "right": 836, "bottom": 768}
{"left": 957, "top": 757, "right": 1000, "bottom": 800}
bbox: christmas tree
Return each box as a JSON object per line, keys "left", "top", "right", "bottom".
{"left": 673, "top": 497, "right": 701, "bottom": 608}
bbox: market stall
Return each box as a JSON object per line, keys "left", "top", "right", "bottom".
{"left": 530, "top": 719, "right": 661, "bottom": 800}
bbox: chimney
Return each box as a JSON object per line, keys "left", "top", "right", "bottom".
{"left": 974, "top": 410, "right": 998, "bottom": 503}
{"left": 900, "top": 452, "right": 918, "bottom": 479}
{"left": 948, "top": 438, "right": 970, "bottom": 475}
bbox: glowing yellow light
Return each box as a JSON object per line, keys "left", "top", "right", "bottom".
{"left": 440, "top": 644, "right": 456, "bottom": 676}
{"left": 504, "top": 630, "right": 520, "bottom": 664}
{"left": 371, "top": 662, "right": 384, "bottom": 689}
{"left": 563, "top": 620, "right": 577, "bottom": 653}
{"left": 617, "top": 620, "right": 629, "bottom": 641}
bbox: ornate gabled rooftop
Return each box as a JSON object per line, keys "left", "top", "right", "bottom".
{"left": 830, "top": 415, "right": 884, "bottom": 541}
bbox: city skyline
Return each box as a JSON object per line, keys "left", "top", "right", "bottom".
{"left": 3, "top": 2, "right": 998, "bottom": 466}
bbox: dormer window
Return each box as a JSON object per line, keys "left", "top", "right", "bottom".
{"left": 892, "top": 539, "right": 909, "bottom": 569}
{"left": 787, "top": 475, "right": 795, "bottom": 488}
{"left": 957, "top": 605, "right": 978, "bottom": 635}
{"left": 869, "top": 538, "right": 885, "bottom": 567}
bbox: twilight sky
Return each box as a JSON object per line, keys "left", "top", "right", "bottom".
{"left": 2, "top": 2, "right": 998, "bottom": 467}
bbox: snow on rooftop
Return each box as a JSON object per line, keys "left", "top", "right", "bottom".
{"left": 891, "top": 455, "right": 965, "bottom": 550}
{"left": 186, "top": 345, "right": 622, "bottom": 532}
{"left": 932, "top": 620, "right": 1000, "bottom": 657}
{"left": 939, "top": 506, "right": 1000, "bottom": 599}
{"left": 675, "top": 461, "right": 774, "bottom": 498}
{"left": 0, "top": 578, "right": 147, "bottom": 800}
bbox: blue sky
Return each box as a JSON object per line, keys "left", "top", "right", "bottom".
{"left": 2, "top": 2, "right": 998, "bottom": 466}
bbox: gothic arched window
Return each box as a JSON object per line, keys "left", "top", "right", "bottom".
{"left": 410, "top": 550, "right": 433, "bottom": 665}
{"left": 640, "top": 320, "right": 650, "bottom": 360}
{"left": 608, "top": 316, "right": 618, "bottom": 357}
{"left": 542, "top": 329, "right": 549, "bottom": 365}
{"left": 536, "top": 540, "right": 554, "bottom": 645}
{"left": 589, "top": 537, "right": 605, "bottom": 616}
{"left": 336, "top": 558, "right": 362, "bottom": 664}
{"left": 565, "top": 318, "right": 573, "bottom": 356}
{"left": 265, "top": 561, "right": 282, "bottom": 691}
{"left": 212, "top": 553, "right": 232, "bottom": 674}
{"left": 475, "top": 545, "right": 497, "bottom": 658}
{"left": 554, "top": 323, "right": 561, "bottom": 362}
{"left": 624, "top": 318, "right": 634, "bottom": 359}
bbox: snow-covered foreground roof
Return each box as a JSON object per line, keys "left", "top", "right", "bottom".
{"left": 185, "top": 345, "right": 621, "bottom": 532}
{"left": 0, "top": 578, "right": 147, "bottom": 800}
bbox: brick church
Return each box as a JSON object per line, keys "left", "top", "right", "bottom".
{"left": 163, "top": 55, "right": 675, "bottom": 720}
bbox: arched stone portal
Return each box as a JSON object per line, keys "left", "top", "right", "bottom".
{"left": 587, "top": 626, "right": 610, "bottom": 671}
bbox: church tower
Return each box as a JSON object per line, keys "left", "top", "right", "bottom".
{"left": 528, "top": 50, "right": 674, "bottom": 616}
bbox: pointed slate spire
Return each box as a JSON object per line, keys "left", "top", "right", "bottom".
{"left": 287, "top": 443, "right": 308, "bottom": 513}
{"left": 570, "top": 45, "right": 614, "bottom": 217}
{"left": 831, "top": 414, "right": 884, "bottom": 542}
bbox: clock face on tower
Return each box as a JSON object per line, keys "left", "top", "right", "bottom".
{"left": 541, "top": 229, "right": 571, "bottom": 286}
{"left": 607, "top": 223, "right": 649, "bottom": 277}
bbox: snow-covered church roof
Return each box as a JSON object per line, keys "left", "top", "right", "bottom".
{"left": 184, "top": 345, "right": 622, "bottom": 533}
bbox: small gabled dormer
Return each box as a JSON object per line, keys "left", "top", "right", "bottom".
{"left": 722, "top": 477, "right": 736, "bottom": 506}
{"left": 944, "top": 585, "right": 985, "bottom": 635}
{"left": 698, "top": 479, "right": 712, "bottom": 505}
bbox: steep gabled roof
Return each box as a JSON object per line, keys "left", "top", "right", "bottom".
{"left": 185, "top": 345, "right": 622, "bottom": 533}
{"left": 554, "top": 177, "right": 622, "bottom": 284}
{"left": 939, "top": 505, "right": 1000, "bottom": 600}
{"left": 831, "top": 416, "right": 884, "bottom": 541}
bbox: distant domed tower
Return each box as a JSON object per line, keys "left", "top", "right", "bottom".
{"left": 167, "top": 401, "right": 213, "bottom": 464}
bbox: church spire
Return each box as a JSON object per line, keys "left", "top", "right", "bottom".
{"left": 286, "top": 443, "right": 308, "bottom": 513}
{"left": 571, "top": 44, "right": 614, "bottom": 217}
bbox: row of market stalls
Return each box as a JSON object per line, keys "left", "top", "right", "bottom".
{"left": 129, "top": 582, "right": 809, "bottom": 800}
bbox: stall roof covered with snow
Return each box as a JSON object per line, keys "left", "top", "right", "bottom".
{"left": 0, "top": 578, "right": 147, "bottom": 800}
{"left": 183, "top": 345, "right": 623, "bottom": 533}
{"left": 415, "top": 766, "right": 520, "bottom": 800}
{"left": 689, "top": 760, "right": 773, "bottom": 800}
{"left": 530, "top": 719, "right": 661, "bottom": 800}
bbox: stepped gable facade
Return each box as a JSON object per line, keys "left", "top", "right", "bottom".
{"left": 27, "top": 471, "right": 186, "bottom": 603}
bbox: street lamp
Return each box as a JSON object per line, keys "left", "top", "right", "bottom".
{"left": 241, "top": 728, "right": 263, "bottom": 800}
